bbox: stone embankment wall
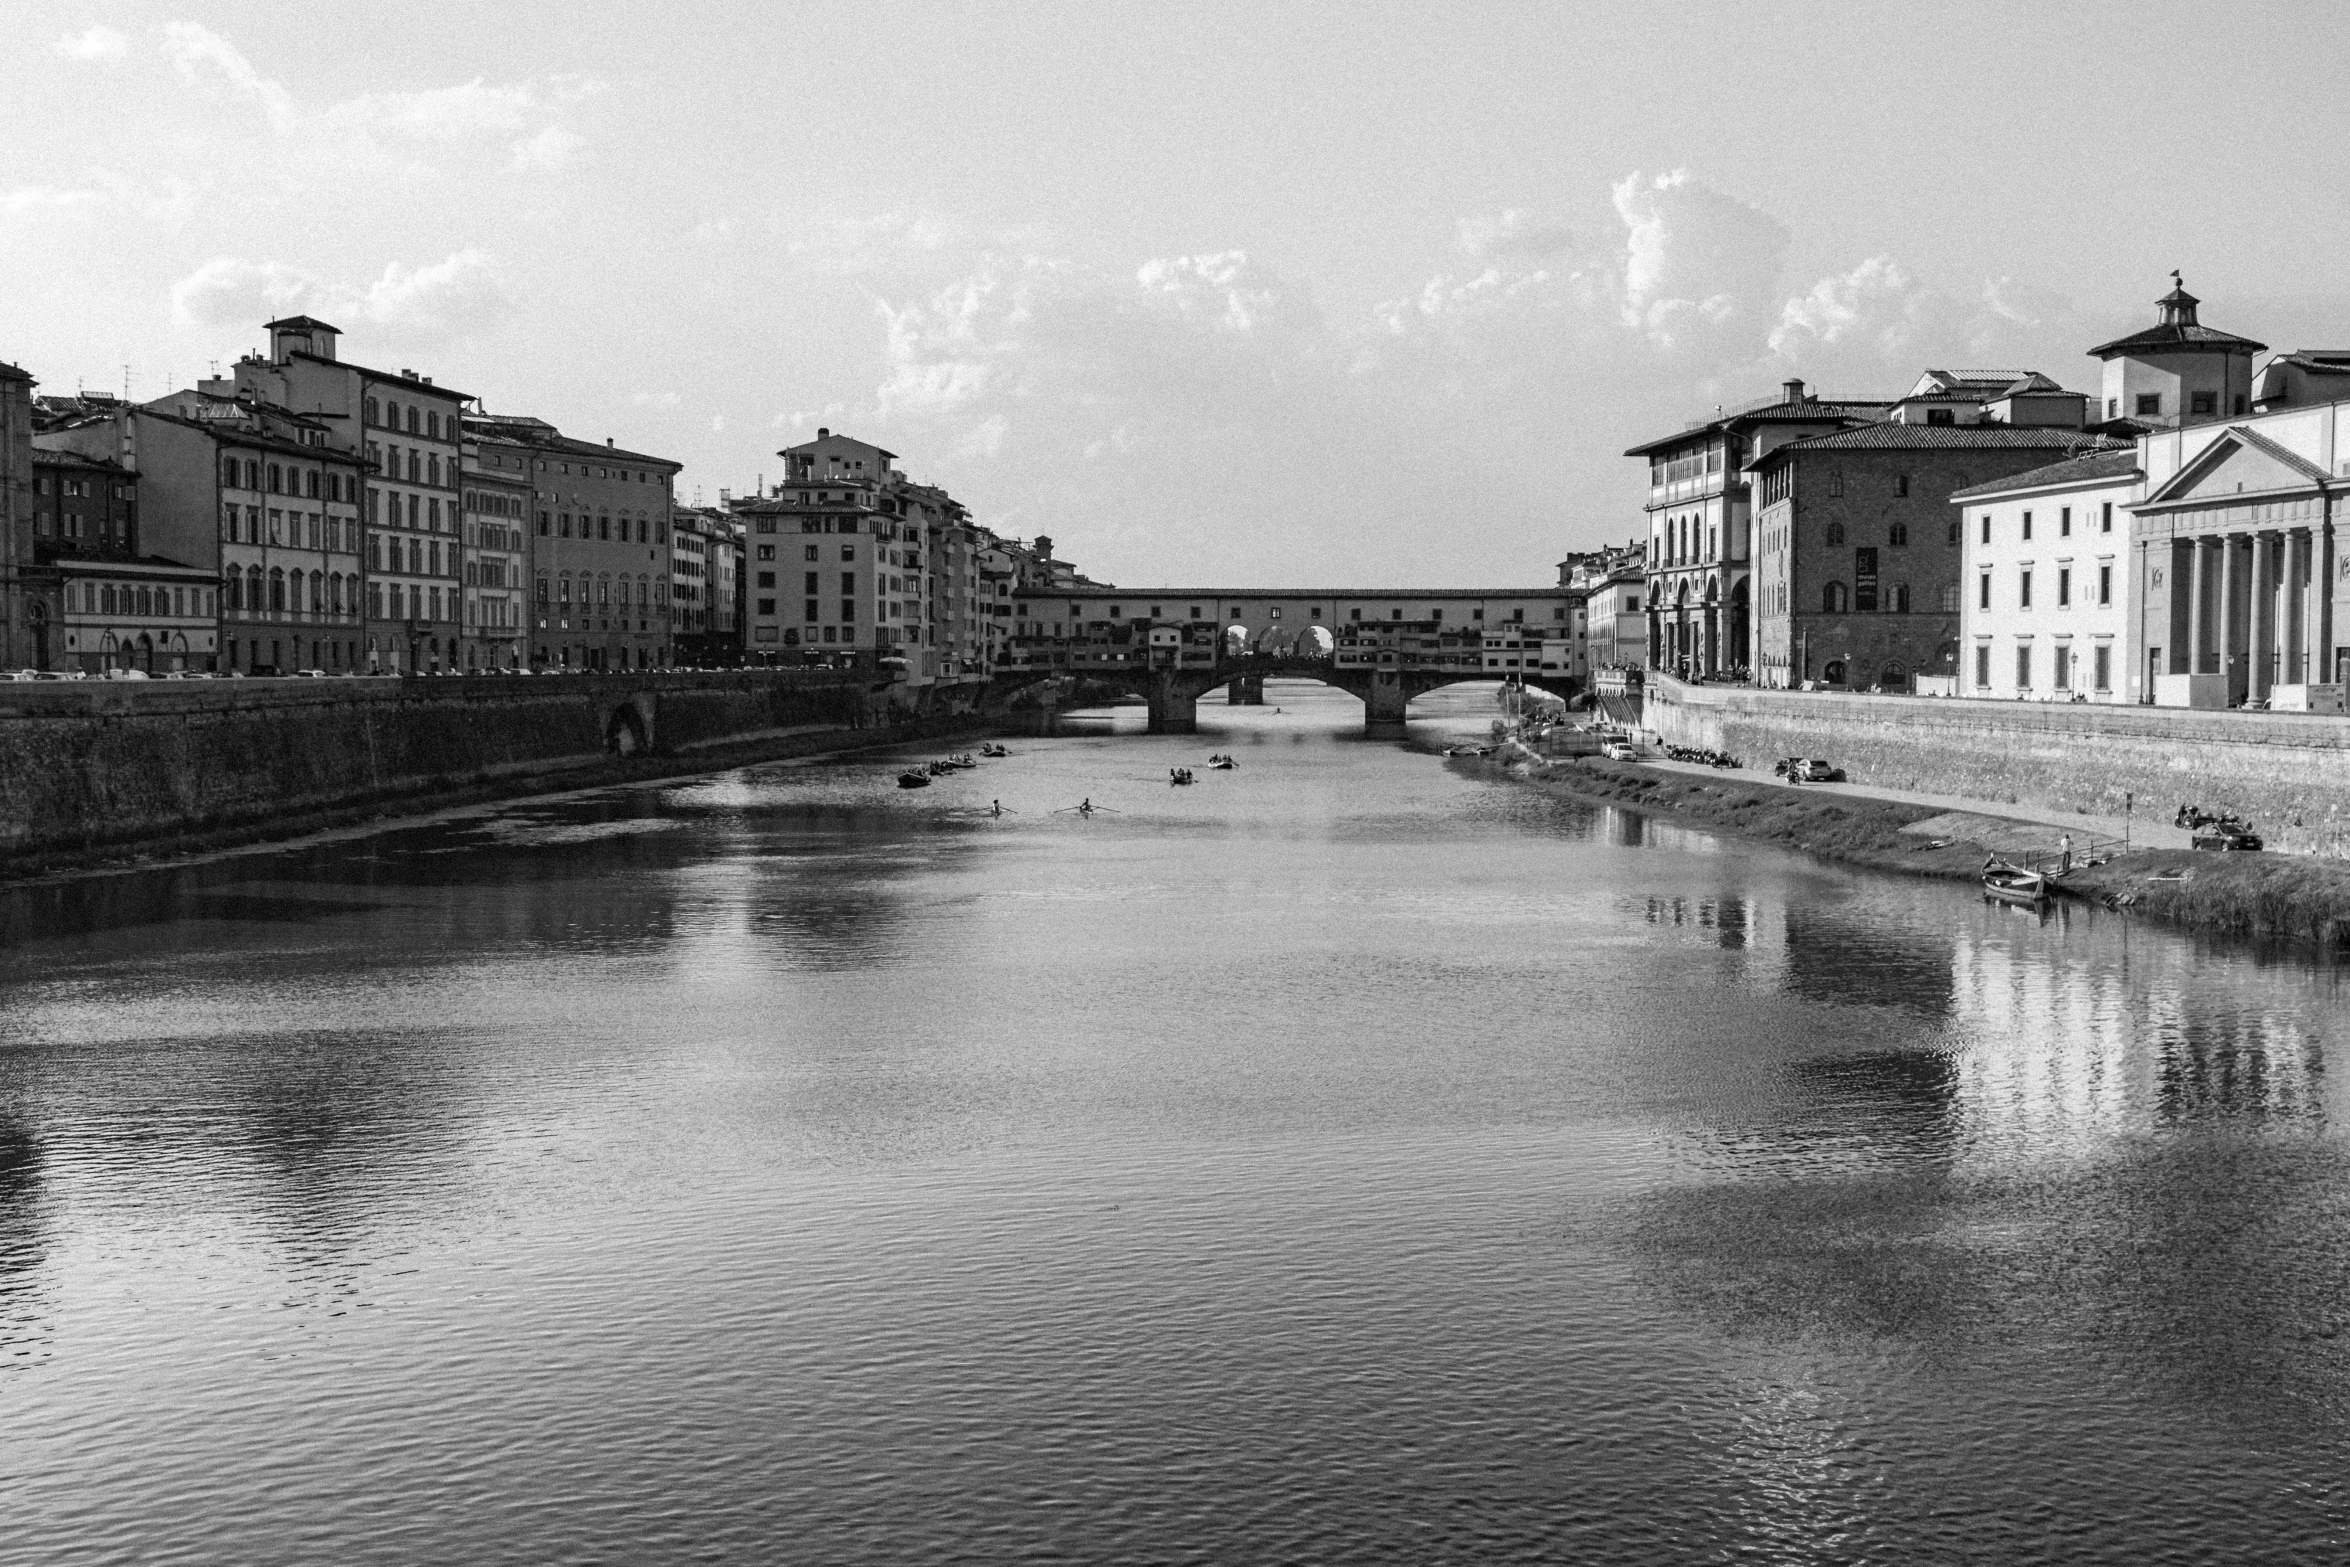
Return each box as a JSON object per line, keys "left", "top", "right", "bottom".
{"left": 0, "top": 670, "right": 875, "bottom": 859}
{"left": 1645, "top": 678, "right": 2350, "bottom": 857}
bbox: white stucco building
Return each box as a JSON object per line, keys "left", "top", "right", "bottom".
{"left": 1953, "top": 450, "right": 2143, "bottom": 702}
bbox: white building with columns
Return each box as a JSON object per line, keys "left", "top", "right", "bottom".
{"left": 2133, "top": 412, "right": 2346, "bottom": 710}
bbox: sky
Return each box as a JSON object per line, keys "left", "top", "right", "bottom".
{"left": 8, "top": 0, "right": 2350, "bottom": 587}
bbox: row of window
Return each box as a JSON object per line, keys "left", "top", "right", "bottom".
{"left": 1979, "top": 503, "right": 2115, "bottom": 544}
{"left": 363, "top": 396, "right": 452, "bottom": 439}
{"left": 1976, "top": 562, "right": 2115, "bottom": 611}
{"left": 369, "top": 443, "right": 446, "bottom": 488}
{"left": 536, "top": 511, "right": 666, "bottom": 544}
{"left": 1818, "top": 581, "right": 1917, "bottom": 613}
{"left": 222, "top": 505, "right": 351, "bottom": 552}
{"left": 220, "top": 456, "right": 353, "bottom": 500}
{"left": 224, "top": 566, "right": 350, "bottom": 618}
{"left": 1975, "top": 640, "right": 2114, "bottom": 692}
{"left": 369, "top": 490, "right": 449, "bottom": 531}
{"left": 32, "top": 474, "right": 116, "bottom": 499}
{"left": 2105, "top": 391, "right": 2244, "bottom": 420}
{"left": 67, "top": 581, "right": 211, "bottom": 618}
{"left": 372, "top": 535, "right": 454, "bottom": 577}
{"left": 531, "top": 577, "right": 662, "bottom": 609}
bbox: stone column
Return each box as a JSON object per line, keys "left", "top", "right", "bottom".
{"left": 1147, "top": 670, "right": 1197, "bottom": 735}
{"left": 2218, "top": 533, "right": 2243, "bottom": 702}
{"left": 2180, "top": 533, "right": 2199, "bottom": 676}
{"left": 2284, "top": 529, "right": 2309, "bottom": 684}
{"left": 2250, "top": 532, "right": 2277, "bottom": 702}
{"left": 2322, "top": 513, "right": 2340, "bottom": 687}
{"left": 1364, "top": 671, "right": 1410, "bottom": 737}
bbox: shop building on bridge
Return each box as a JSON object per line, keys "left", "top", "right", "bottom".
{"left": 1003, "top": 587, "right": 1578, "bottom": 683}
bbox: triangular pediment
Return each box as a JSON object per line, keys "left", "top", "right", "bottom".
{"left": 2142, "top": 426, "right": 2331, "bottom": 507}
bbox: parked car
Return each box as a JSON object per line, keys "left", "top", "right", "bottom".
{"left": 1600, "top": 740, "right": 1640, "bottom": 761}
{"left": 1789, "top": 758, "right": 1844, "bottom": 783}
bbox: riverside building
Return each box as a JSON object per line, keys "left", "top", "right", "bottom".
{"left": 25, "top": 447, "right": 215, "bottom": 674}
{"left": 731, "top": 429, "right": 937, "bottom": 688}
{"left": 1747, "top": 423, "right": 2127, "bottom": 691}
{"left": 460, "top": 432, "right": 531, "bottom": 671}
{"left": 1950, "top": 450, "right": 2144, "bottom": 702}
{"left": 220, "top": 316, "right": 466, "bottom": 674}
{"left": 469, "top": 413, "right": 680, "bottom": 671}
{"left": 0, "top": 360, "right": 33, "bottom": 669}
{"left": 1624, "top": 380, "right": 1889, "bottom": 680}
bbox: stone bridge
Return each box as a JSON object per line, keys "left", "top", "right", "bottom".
{"left": 995, "top": 652, "right": 1580, "bottom": 737}
{"left": 1000, "top": 585, "right": 1583, "bottom": 736}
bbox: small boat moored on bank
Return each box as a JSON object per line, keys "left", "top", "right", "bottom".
{"left": 980, "top": 744, "right": 1010, "bottom": 758}
{"left": 897, "top": 771, "right": 933, "bottom": 789}
{"left": 1980, "top": 858, "right": 2050, "bottom": 907}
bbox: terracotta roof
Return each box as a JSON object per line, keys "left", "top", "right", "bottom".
{"left": 2268, "top": 352, "right": 2350, "bottom": 375}
{"left": 1623, "top": 400, "right": 1887, "bottom": 457}
{"left": 1996, "top": 372, "right": 2069, "bottom": 397}
{"left": 283, "top": 350, "right": 474, "bottom": 403}
{"left": 2087, "top": 321, "right": 2266, "bottom": 358}
{"left": 1949, "top": 449, "right": 2142, "bottom": 500}
{"left": 1017, "top": 587, "right": 1570, "bottom": 599}
{"left": 31, "top": 446, "right": 129, "bottom": 471}
{"left": 1761, "top": 425, "right": 2129, "bottom": 456}
{"left": 264, "top": 314, "right": 343, "bottom": 333}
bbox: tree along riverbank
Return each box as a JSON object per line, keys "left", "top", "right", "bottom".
{"left": 0, "top": 712, "right": 998, "bottom": 890}
{"left": 1486, "top": 750, "right": 2350, "bottom": 952}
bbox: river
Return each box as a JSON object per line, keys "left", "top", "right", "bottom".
{"left": 2, "top": 681, "right": 2345, "bottom": 1565}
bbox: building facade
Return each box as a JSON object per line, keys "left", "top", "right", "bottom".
{"left": 1747, "top": 425, "right": 2127, "bottom": 690}
{"left": 460, "top": 434, "right": 530, "bottom": 670}
{"left": 466, "top": 413, "right": 680, "bottom": 670}
{"left": 2130, "top": 413, "right": 2346, "bottom": 709}
{"left": 1952, "top": 451, "right": 2143, "bottom": 703}
{"left": 2087, "top": 279, "right": 2261, "bottom": 430}
{"left": 1625, "top": 380, "right": 1890, "bottom": 681}
{"left": 138, "top": 391, "right": 365, "bottom": 674}
{"left": 732, "top": 430, "right": 932, "bottom": 681}
{"left": 222, "top": 315, "right": 467, "bottom": 674}
{"left": 0, "top": 361, "right": 35, "bottom": 669}
{"left": 25, "top": 448, "right": 213, "bottom": 674}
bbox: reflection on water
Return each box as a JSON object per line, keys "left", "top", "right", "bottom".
{"left": 1, "top": 681, "right": 2345, "bottom": 1565}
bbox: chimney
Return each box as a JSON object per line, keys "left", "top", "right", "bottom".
{"left": 606, "top": 437, "right": 614, "bottom": 447}
{"left": 1782, "top": 377, "right": 1806, "bottom": 403}
{"left": 817, "top": 427, "right": 830, "bottom": 439}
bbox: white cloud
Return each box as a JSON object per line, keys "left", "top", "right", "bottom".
{"left": 710, "top": 415, "right": 726, "bottom": 433}
{"left": 955, "top": 415, "right": 1009, "bottom": 459}
{"left": 510, "top": 125, "right": 586, "bottom": 171}
{"left": 1456, "top": 208, "right": 1576, "bottom": 265}
{"left": 2, "top": 186, "right": 100, "bottom": 216}
{"left": 53, "top": 24, "right": 128, "bottom": 60}
{"left": 632, "top": 391, "right": 682, "bottom": 408}
{"left": 162, "top": 22, "right": 297, "bottom": 131}
{"left": 160, "top": 22, "right": 597, "bottom": 170}
{"left": 170, "top": 250, "right": 515, "bottom": 339}
{"left": 1770, "top": 255, "right": 1923, "bottom": 356}
{"left": 1612, "top": 168, "right": 1789, "bottom": 352}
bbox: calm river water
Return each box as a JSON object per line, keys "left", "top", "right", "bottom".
{"left": 2, "top": 682, "right": 2346, "bottom": 1564}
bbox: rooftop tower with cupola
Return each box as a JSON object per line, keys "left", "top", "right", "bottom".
{"left": 2087, "top": 275, "right": 2263, "bottom": 431}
